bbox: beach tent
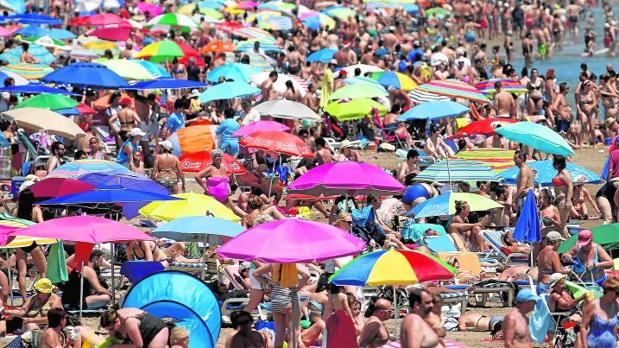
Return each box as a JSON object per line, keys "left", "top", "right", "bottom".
{"left": 122, "top": 271, "right": 221, "bottom": 348}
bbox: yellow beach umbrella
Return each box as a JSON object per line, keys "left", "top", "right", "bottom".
{"left": 139, "top": 192, "right": 240, "bottom": 222}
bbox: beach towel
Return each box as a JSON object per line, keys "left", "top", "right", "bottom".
{"left": 68, "top": 242, "right": 94, "bottom": 272}
{"left": 272, "top": 263, "right": 298, "bottom": 288}
{"left": 47, "top": 240, "right": 68, "bottom": 284}
{"left": 325, "top": 309, "right": 358, "bottom": 348}
{"left": 437, "top": 252, "right": 482, "bottom": 275}
{"left": 529, "top": 295, "right": 552, "bottom": 344}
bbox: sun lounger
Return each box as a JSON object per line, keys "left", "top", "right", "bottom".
{"left": 481, "top": 229, "right": 529, "bottom": 264}
{"left": 401, "top": 223, "right": 457, "bottom": 253}
{"left": 168, "top": 259, "right": 221, "bottom": 281}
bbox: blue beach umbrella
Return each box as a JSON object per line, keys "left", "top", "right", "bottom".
{"left": 42, "top": 62, "right": 129, "bottom": 89}
{"left": 0, "top": 84, "right": 77, "bottom": 95}
{"left": 48, "top": 28, "right": 76, "bottom": 40}
{"left": 5, "top": 14, "right": 60, "bottom": 24}
{"left": 151, "top": 216, "right": 245, "bottom": 241}
{"left": 206, "top": 63, "right": 261, "bottom": 83}
{"left": 500, "top": 160, "right": 602, "bottom": 186}
{"left": 199, "top": 81, "right": 260, "bottom": 103}
{"left": 495, "top": 122, "right": 574, "bottom": 156}
{"left": 15, "top": 25, "right": 50, "bottom": 37}
{"left": 306, "top": 48, "right": 336, "bottom": 63}
{"left": 407, "top": 191, "right": 502, "bottom": 219}
{"left": 40, "top": 186, "right": 180, "bottom": 205}
{"left": 398, "top": 100, "right": 470, "bottom": 121}
{"left": 56, "top": 160, "right": 136, "bottom": 175}
{"left": 127, "top": 78, "right": 207, "bottom": 90}
{"left": 513, "top": 189, "right": 541, "bottom": 244}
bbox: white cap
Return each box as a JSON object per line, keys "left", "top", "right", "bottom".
{"left": 190, "top": 89, "right": 200, "bottom": 97}
{"left": 158, "top": 140, "right": 173, "bottom": 151}
{"left": 129, "top": 128, "right": 146, "bottom": 137}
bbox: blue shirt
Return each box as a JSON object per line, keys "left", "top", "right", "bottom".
{"left": 407, "top": 48, "right": 424, "bottom": 62}
{"left": 165, "top": 112, "right": 185, "bottom": 134}
{"left": 216, "top": 118, "right": 240, "bottom": 146}
{"left": 115, "top": 139, "right": 134, "bottom": 165}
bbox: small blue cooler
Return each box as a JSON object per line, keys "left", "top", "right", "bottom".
{"left": 10, "top": 176, "right": 25, "bottom": 197}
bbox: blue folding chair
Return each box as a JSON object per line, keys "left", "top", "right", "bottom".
{"left": 120, "top": 261, "right": 165, "bottom": 284}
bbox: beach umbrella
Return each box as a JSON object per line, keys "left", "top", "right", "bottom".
{"left": 232, "top": 120, "right": 290, "bottom": 137}
{"left": 343, "top": 76, "right": 386, "bottom": 90}
{"left": 0, "top": 69, "right": 29, "bottom": 86}
{"left": 325, "top": 98, "right": 387, "bottom": 121}
{"left": 409, "top": 89, "right": 450, "bottom": 103}
{"left": 139, "top": 192, "right": 240, "bottom": 222}
{"left": 48, "top": 28, "right": 76, "bottom": 40}
{"left": 89, "top": 23, "right": 133, "bottom": 42}
{"left": 206, "top": 63, "right": 261, "bottom": 83}
{"left": 240, "top": 131, "right": 313, "bottom": 157}
{"left": 0, "top": 44, "right": 55, "bottom": 65}
{"left": 131, "top": 59, "right": 170, "bottom": 78}
{"left": 257, "top": 1, "right": 296, "bottom": 12}
{"left": 2, "top": 108, "right": 85, "bottom": 139}
{"left": 330, "top": 83, "right": 389, "bottom": 100}
{"left": 232, "top": 26, "right": 276, "bottom": 43}
{"left": 323, "top": 5, "right": 356, "bottom": 20}
{"left": 55, "top": 160, "right": 135, "bottom": 176}
{"left": 407, "top": 192, "right": 502, "bottom": 219}
{"left": 40, "top": 186, "right": 179, "bottom": 205}
{"left": 254, "top": 12, "right": 293, "bottom": 31}
{"left": 41, "top": 62, "right": 129, "bottom": 89}
{"left": 253, "top": 99, "right": 319, "bottom": 120}
{"left": 0, "top": 25, "right": 21, "bottom": 37}
{"left": 134, "top": 40, "right": 184, "bottom": 63}
{"left": 372, "top": 71, "right": 418, "bottom": 91}
{"left": 425, "top": 7, "right": 451, "bottom": 18}
{"left": 151, "top": 216, "right": 244, "bottom": 241}
{"left": 495, "top": 122, "right": 574, "bottom": 156}
{"left": 15, "top": 93, "right": 78, "bottom": 110}
{"left": 178, "top": 151, "right": 246, "bottom": 174}
{"left": 137, "top": 1, "right": 164, "bottom": 16}
{"left": 198, "top": 81, "right": 260, "bottom": 103}
{"left": 167, "top": 124, "right": 217, "bottom": 157}
{"left": 414, "top": 159, "right": 502, "bottom": 183}
{"left": 500, "top": 160, "right": 602, "bottom": 186}
{"left": 15, "top": 25, "right": 49, "bottom": 37}
{"left": 29, "top": 178, "right": 95, "bottom": 198}
{"left": 0, "top": 84, "right": 75, "bottom": 95}
{"left": 452, "top": 118, "right": 518, "bottom": 138}
{"left": 513, "top": 189, "right": 541, "bottom": 244}
{"left": 80, "top": 39, "right": 118, "bottom": 51}
{"left": 306, "top": 48, "right": 336, "bottom": 63}
{"left": 558, "top": 224, "right": 619, "bottom": 253}
{"left": 301, "top": 12, "right": 335, "bottom": 30}
{"left": 127, "top": 78, "right": 207, "bottom": 90}
{"left": 200, "top": 40, "right": 235, "bottom": 53}
{"left": 251, "top": 72, "right": 308, "bottom": 97}
{"left": 174, "top": 41, "right": 203, "bottom": 67}
{"left": 235, "top": 40, "right": 282, "bottom": 53}
{"left": 146, "top": 13, "right": 198, "bottom": 32}
{"left": 417, "top": 79, "right": 491, "bottom": 103}
{"left": 81, "top": 13, "right": 126, "bottom": 26}
{"left": 217, "top": 218, "right": 365, "bottom": 348}
{"left": 22, "top": 35, "right": 71, "bottom": 50}
{"left": 99, "top": 59, "right": 156, "bottom": 81}
{"left": 288, "top": 161, "right": 405, "bottom": 196}
{"left": 475, "top": 78, "right": 528, "bottom": 95}
{"left": 454, "top": 149, "right": 516, "bottom": 172}
{"left": 340, "top": 64, "right": 384, "bottom": 76}
{"left": 398, "top": 100, "right": 469, "bottom": 121}
{"left": 1, "top": 64, "right": 53, "bottom": 81}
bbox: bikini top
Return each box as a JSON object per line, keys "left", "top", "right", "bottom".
{"left": 551, "top": 176, "right": 567, "bottom": 187}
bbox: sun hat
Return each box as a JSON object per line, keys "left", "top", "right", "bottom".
{"left": 340, "top": 139, "right": 352, "bottom": 149}
{"left": 576, "top": 229, "right": 593, "bottom": 248}
{"left": 516, "top": 288, "right": 538, "bottom": 303}
{"left": 34, "top": 278, "right": 53, "bottom": 294}
{"left": 546, "top": 231, "right": 565, "bottom": 242}
{"left": 549, "top": 273, "right": 567, "bottom": 288}
{"left": 158, "top": 140, "right": 173, "bottom": 151}
{"left": 129, "top": 128, "right": 146, "bottom": 137}
{"left": 190, "top": 89, "right": 200, "bottom": 98}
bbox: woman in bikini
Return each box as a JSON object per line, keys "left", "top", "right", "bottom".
{"left": 151, "top": 140, "right": 185, "bottom": 194}
{"left": 552, "top": 155, "right": 573, "bottom": 237}
{"left": 100, "top": 308, "right": 169, "bottom": 348}
{"left": 577, "top": 80, "right": 598, "bottom": 145}
{"left": 537, "top": 231, "right": 569, "bottom": 294}
{"left": 244, "top": 196, "right": 285, "bottom": 227}
{"left": 527, "top": 68, "right": 544, "bottom": 115}
{"left": 126, "top": 240, "right": 169, "bottom": 266}
{"left": 1, "top": 278, "right": 61, "bottom": 334}
{"left": 539, "top": 188, "right": 562, "bottom": 236}
{"left": 571, "top": 179, "right": 601, "bottom": 220}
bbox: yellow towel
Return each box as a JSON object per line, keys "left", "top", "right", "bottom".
{"left": 437, "top": 252, "right": 482, "bottom": 276}
{"left": 272, "top": 263, "right": 298, "bottom": 288}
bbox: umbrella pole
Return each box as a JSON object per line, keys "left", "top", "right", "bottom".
{"left": 111, "top": 243, "right": 115, "bottom": 307}
{"left": 200, "top": 242, "right": 207, "bottom": 280}
{"left": 291, "top": 288, "right": 299, "bottom": 348}
{"left": 79, "top": 261, "right": 84, "bottom": 321}
{"left": 446, "top": 156, "right": 452, "bottom": 188}
{"left": 394, "top": 286, "right": 400, "bottom": 340}
{"left": 268, "top": 155, "right": 280, "bottom": 197}
{"left": 6, "top": 251, "right": 12, "bottom": 306}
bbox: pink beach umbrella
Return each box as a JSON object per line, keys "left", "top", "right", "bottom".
{"left": 231, "top": 120, "right": 290, "bottom": 137}
{"left": 89, "top": 22, "right": 133, "bottom": 41}
{"left": 137, "top": 2, "right": 164, "bottom": 16}
{"left": 288, "top": 161, "right": 405, "bottom": 196}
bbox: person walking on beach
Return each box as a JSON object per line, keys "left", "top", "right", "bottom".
{"left": 502, "top": 288, "right": 537, "bottom": 348}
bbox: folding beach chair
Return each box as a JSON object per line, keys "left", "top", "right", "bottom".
{"left": 120, "top": 261, "right": 165, "bottom": 284}
{"left": 481, "top": 229, "right": 529, "bottom": 264}
{"left": 351, "top": 205, "right": 386, "bottom": 247}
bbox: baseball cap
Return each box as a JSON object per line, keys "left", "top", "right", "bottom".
{"left": 158, "top": 140, "right": 172, "bottom": 151}
{"left": 549, "top": 273, "right": 566, "bottom": 288}
{"left": 129, "top": 128, "right": 146, "bottom": 137}
{"left": 190, "top": 89, "right": 200, "bottom": 98}
{"left": 34, "top": 278, "right": 53, "bottom": 294}
{"left": 546, "top": 231, "right": 565, "bottom": 242}
{"left": 516, "top": 288, "right": 538, "bottom": 303}
{"left": 576, "top": 229, "right": 593, "bottom": 247}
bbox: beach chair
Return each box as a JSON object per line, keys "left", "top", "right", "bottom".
{"left": 168, "top": 258, "right": 221, "bottom": 282}
{"left": 400, "top": 222, "right": 457, "bottom": 253}
{"left": 373, "top": 112, "right": 405, "bottom": 149}
{"left": 351, "top": 205, "right": 386, "bottom": 247}
{"left": 120, "top": 261, "right": 165, "bottom": 284}
{"left": 481, "top": 229, "right": 529, "bottom": 264}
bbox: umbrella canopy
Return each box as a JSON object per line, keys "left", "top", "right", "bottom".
{"left": 30, "top": 178, "right": 95, "bottom": 198}
{"left": 500, "top": 160, "right": 602, "bottom": 186}
{"left": 40, "top": 186, "right": 179, "bottom": 205}
{"left": 15, "top": 93, "right": 78, "bottom": 110}
{"left": 151, "top": 216, "right": 244, "bottom": 241}
{"left": 288, "top": 161, "right": 405, "bottom": 196}
{"left": 0, "top": 217, "right": 56, "bottom": 248}
{"left": 414, "top": 159, "right": 502, "bottom": 183}
{"left": 0, "top": 84, "right": 76, "bottom": 95}
{"left": 0, "top": 68, "right": 29, "bottom": 86}
{"left": 330, "top": 249, "right": 456, "bottom": 286}
{"left": 306, "top": 48, "right": 336, "bottom": 63}
{"left": 206, "top": 63, "right": 261, "bottom": 83}
{"left": 454, "top": 149, "right": 516, "bottom": 172}
{"left": 240, "top": 131, "right": 313, "bottom": 157}
{"left": 167, "top": 125, "right": 217, "bottom": 157}
{"left": 409, "top": 89, "right": 451, "bottom": 103}
{"left": 329, "top": 83, "right": 389, "bottom": 100}
{"left": 199, "top": 81, "right": 260, "bottom": 103}
{"left": 232, "top": 120, "right": 290, "bottom": 137}
{"left": 127, "top": 78, "right": 206, "bottom": 90}
{"left": 372, "top": 71, "right": 418, "bottom": 91}
{"left": 495, "top": 122, "right": 574, "bottom": 156}
{"left": 55, "top": 160, "right": 135, "bottom": 176}
{"left": 137, "top": 2, "right": 164, "bottom": 16}
{"left": 48, "top": 29, "right": 76, "bottom": 40}
{"left": 513, "top": 189, "right": 541, "bottom": 243}
{"left": 323, "top": 6, "right": 356, "bottom": 20}
{"left": 0, "top": 44, "right": 55, "bottom": 65}
{"left": 89, "top": 24, "right": 140, "bottom": 42}
{"left": 41, "top": 62, "right": 129, "bottom": 89}
{"left": 201, "top": 40, "right": 235, "bottom": 53}
{"left": 3, "top": 108, "right": 85, "bottom": 139}
{"left": 15, "top": 25, "right": 49, "bottom": 37}
{"left": 217, "top": 219, "right": 365, "bottom": 263}
{"left": 559, "top": 224, "right": 619, "bottom": 253}
{"left": 146, "top": 13, "right": 198, "bottom": 32}
{"left": 131, "top": 59, "right": 170, "bottom": 78}
{"left": 8, "top": 215, "right": 154, "bottom": 244}
{"left": 22, "top": 35, "right": 71, "bottom": 50}
{"left": 179, "top": 151, "right": 246, "bottom": 174}
{"left": 135, "top": 40, "right": 184, "bottom": 63}
{"left": 139, "top": 192, "right": 240, "bottom": 222}
{"left": 475, "top": 78, "right": 528, "bottom": 95}
{"left": 325, "top": 98, "right": 387, "bottom": 121}
{"left": 452, "top": 118, "right": 518, "bottom": 138}
{"left": 301, "top": 12, "right": 336, "bottom": 30}
{"left": 398, "top": 100, "right": 469, "bottom": 121}
{"left": 340, "top": 64, "right": 383, "bottom": 76}
{"left": 99, "top": 59, "right": 156, "bottom": 81}
{"left": 417, "top": 79, "right": 491, "bottom": 103}
{"left": 407, "top": 192, "right": 502, "bottom": 219}
{"left": 81, "top": 13, "right": 126, "bottom": 26}
{"left": 79, "top": 172, "right": 167, "bottom": 194}
{"left": 253, "top": 99, "right": 319, "bottom": 120}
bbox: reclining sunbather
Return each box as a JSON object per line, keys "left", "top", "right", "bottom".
{"left": 458, "top": 312, "right": 504, "bottom": 337}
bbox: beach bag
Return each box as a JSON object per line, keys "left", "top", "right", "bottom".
{"left": 47, "top": 240, "right": 68, "bottom": 284}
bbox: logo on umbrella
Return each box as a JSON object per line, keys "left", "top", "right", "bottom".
{"left": 181, "top": 161, "right": 201, "bottom": 170}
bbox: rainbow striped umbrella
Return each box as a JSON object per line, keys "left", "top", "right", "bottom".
{"left": 146, "top": 13, "right": 199, "bottom": 32}
{"left": 475, "top": 78, "right": 528, "bottom": 95}
{"left": 415, "top": 159, "right": 502, "bottom": 182}
{"left": 330, "top": 249, "right": 456, "bottom": 286}
{"left": 418, "top": 79, "right": 490, "bottom": 103}
{"left": 135, "top": 40, "right": 184, "bottom": 63}
{"left": 371, "top": 71, "right": 418, "bottom": 91}
{"left": 454, "top": 149, "right": 516, "bottom": 172}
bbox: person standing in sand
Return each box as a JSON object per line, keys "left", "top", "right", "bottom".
{"left": 401, "top": 289, "right": 442, "bottom": 348}
{"left": 151, "top": 140, "right": 185, "bottom": 194}
{"left": 502, "top": 288, "right": 537, "bottom": 348}
{"left": 195, "top": 149, "right": 231, "bottom": 204}
{"left": 494, "top": 81, "right": 516, "bottom": 118}
{"left": 513, "top": 150, "right": 534, "bottom": 210}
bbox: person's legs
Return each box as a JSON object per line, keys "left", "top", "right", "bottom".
{"left": 597, "top": 196, "right": 613, "bottom": 223}
{"left": 147, "top": 328, "right": 169, "bottom": 348}
{"left": 273, "top": 311, "right": 287, "bottom": 348}
{"left": 242, "top": 288, "right": 264, "bottom": 313}
{"left": 0, "top": 271, "right": 8, "bottom": 302}
{"left": 471, "top": 225, "right": 488, "bottom": 251}
{"left": 85, "top": 294, "right": 111, "bottom": 309}
{"left": 30, "top": 247, "right": 47, "bottom": 278}
{"left": 14, "top": 249, "right": 27, "bottom": 299}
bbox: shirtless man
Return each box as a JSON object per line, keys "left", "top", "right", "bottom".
{"left": 401, "top": 289, "right": 443, "bottom": 348}
{"left": 502, "top": 288, "right": 537, "bottom": 348}
{"left": 314, "top": 137, "right": 334, "bottom": 165}
{"left": 195, "top": 149, "right": 231, "bottom": 204}
{"left": 566, "top": 0, "right": 581, "bottom": 39}
{"left": 513, "top": 150, "right": 534, "bottom": 209}
{"left": 259, "top": 71, "right": 278, "bottom": 101}
{"left": 494, "top": 82, "right": 516, "bottom": 118}
{"left": 358, "top": 298, "right": 392, "bottom": 348}
{"left": 46, "top": 141, "right": 65, "bottom": 173}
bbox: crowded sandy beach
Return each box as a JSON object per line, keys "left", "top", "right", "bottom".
{"left": 0, "top": 0, "right": 614, "bottom": 347}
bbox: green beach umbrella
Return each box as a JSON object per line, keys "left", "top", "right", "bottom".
{"left": 135, "top": 40, "right": 184, "bottom": 63}
{"left": 16, "top": 93, "right": 78, "bottom": 110}
{"left": 325, "top": 98, "right": 387, "bottom": 121}
{"left": 329, "top": 83, "right": 389, "bottom": 100}
{"left": 558, "top": 224, "right": 619, "bottom": 253}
